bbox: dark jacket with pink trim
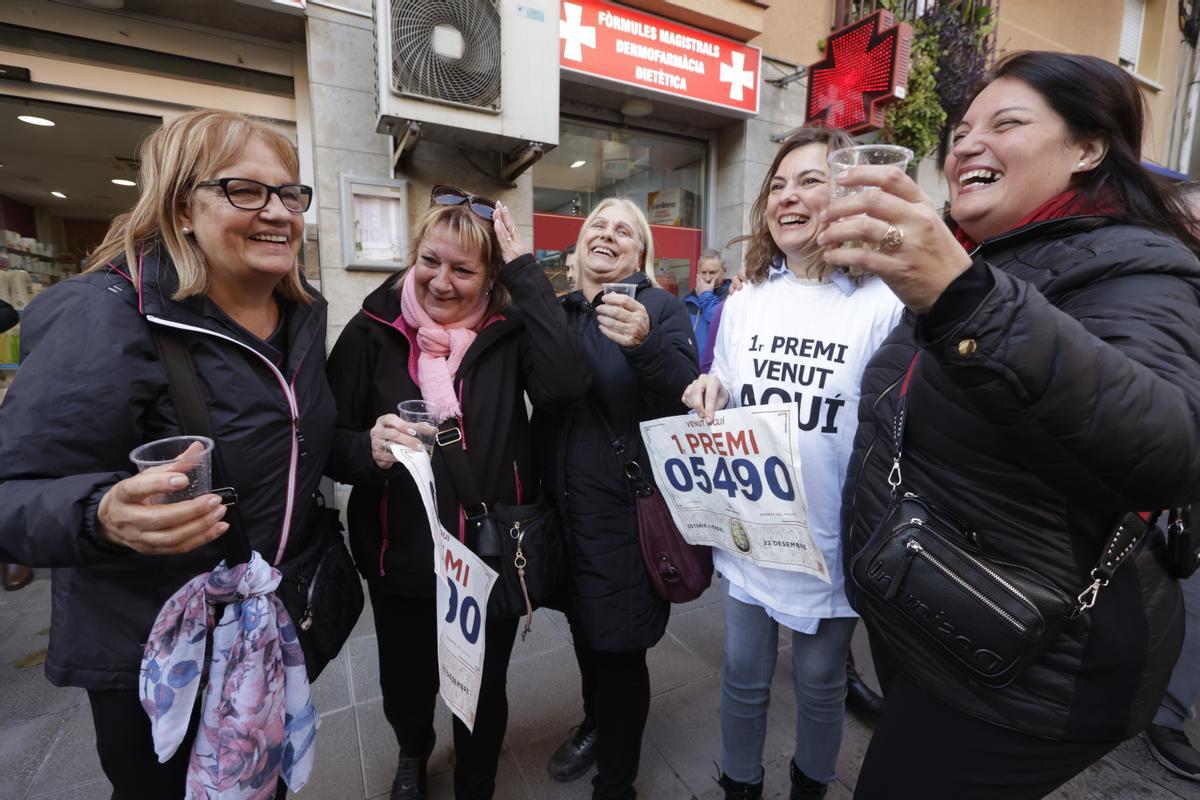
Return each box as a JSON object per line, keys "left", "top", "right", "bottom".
{"left": 0, "top": 244, "right": 336, "bottom": 689}
{"left": 325, "top": 254, "right": 588, "bottom": 595}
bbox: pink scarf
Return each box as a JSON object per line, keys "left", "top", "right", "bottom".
{"left": 400, "top": 274, "right": 489, "bottom": 419}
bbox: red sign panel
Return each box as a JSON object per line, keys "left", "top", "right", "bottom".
{"left": 559, "top": 0, "right": 761, "bottom": 115}
{"left": 806, "top": 10, "right": 912, "bottom": 134}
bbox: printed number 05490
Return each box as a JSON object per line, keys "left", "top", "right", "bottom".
{"left": 663, "top": 456, "right": 795, "bottom": 502}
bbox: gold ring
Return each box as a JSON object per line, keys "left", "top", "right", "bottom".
{"left": 879, "top": 224, "right": 904, "bottom": 252}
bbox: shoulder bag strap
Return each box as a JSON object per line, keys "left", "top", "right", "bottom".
{"left": 586, "top": 391, "right": 653, "bottom": 497}
{"left": 888, "top": 350, "right": 1148, "bottom": 615}
{"left": 434, "top": 421, "right": 489, "bottom": 520}
{"left": 150, "top": 328, "right": 252, "bottom": 565}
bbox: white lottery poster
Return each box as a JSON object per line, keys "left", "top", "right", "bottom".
{"left": 392, "top": 445, "right": 497, "bottom": 731}
{"left": 639, "top": 406, "right": 829, "bottom": 581}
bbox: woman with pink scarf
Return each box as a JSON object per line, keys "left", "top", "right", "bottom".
{"left": 326, "top": 187, "right": 588, "bottom": 800}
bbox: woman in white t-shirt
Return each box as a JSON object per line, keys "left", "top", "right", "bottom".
{"left": 683, "top": 128, "right": 904, "bottom": 800}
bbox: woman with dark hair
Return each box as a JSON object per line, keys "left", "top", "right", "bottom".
{"left": 683, "top": 128, "right": 903, "bottom": 800}
{"left": 826, "top": 51, "right": 1200, "bottom": 797}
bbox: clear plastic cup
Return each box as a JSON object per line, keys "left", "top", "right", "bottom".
{"left": 129, "top": 435, "right": 214, "bottom": 504}
{"left": 827, "top": 144, "right": 914, "bottom": 248}
{"left": 602, "top": 283, "right": 636, "bottom": 299}
{"left": 397, "top": 400, "right": 439, "bottom": 456}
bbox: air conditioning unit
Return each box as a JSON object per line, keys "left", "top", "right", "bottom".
{"left": 375, "top": 0, "right": 559, "bottom": 158}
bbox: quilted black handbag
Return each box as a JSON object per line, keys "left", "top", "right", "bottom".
{"left": 850, "top": 353, "right": 1149, "bottom": 688}
{"left": 436, "top": 422, "right": 567, "bottom": 635}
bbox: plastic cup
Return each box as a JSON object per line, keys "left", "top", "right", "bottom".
{"left": 397, "top": 400, "right": 439, "bottom": 456}
{"left": 827, "top": 144, "right": 914, "bottom": 248}
{"left": 602, "top": 283, "right": 636, "bottom": 299}
{"left": 129, "top": 435, "right": 214, "bottom": 504}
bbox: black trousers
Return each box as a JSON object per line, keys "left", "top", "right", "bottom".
{"left": 855, "top": 644, "right": 1120, "bottom": 799}
{"left": 87, "top": 689, "right": 287, "bottom": 800}
{"left": 574, "top": 639, "right": 652, "bottom": 800}
{"left": 369, "top": 583, "right": 519, "bottom": 800}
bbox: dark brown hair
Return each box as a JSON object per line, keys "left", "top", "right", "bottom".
{"left": 963, "top": 51, "right": 1200, "bottom": 255}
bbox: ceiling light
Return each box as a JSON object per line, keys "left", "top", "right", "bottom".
{"left": 619, "top": 98, "right": 654, "bottom": 118}
{"left": 570, "top": 160, "right": 587, "bottom": 169}
{"left": 111, "top": 178, "right": 136, "bottom": 187}
{"left": 50, "top": 191, "right": 66, "bottom": 199}
{"left": 18, "top": 115, "right": 55, "bottom": 127}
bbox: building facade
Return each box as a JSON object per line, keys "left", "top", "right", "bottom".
{"left": 0, "top": 0, "right": 1196, "bottom": 355}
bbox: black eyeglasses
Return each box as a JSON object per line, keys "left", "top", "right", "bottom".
{"left": 430, "top": 184, "right": 496, "bottom": 220}
{"left": 195, "top": 177, "right": 313, "bottom": 213}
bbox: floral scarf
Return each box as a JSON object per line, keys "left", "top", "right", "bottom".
{"left": 140, "top": 552, "right": 317, "bottom": 799}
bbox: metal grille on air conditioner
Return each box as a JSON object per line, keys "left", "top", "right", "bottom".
{"left": 391, "top": 0, "right": 502, "bottom": 111}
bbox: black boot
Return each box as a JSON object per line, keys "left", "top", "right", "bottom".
{"left": 845, "top": 651, "right": 883, "bottom": 722}
{"left": 390, "top": 732, "right": 435, "bottom": 800}
{"left": 715, "top": 770, "right": 763, "bottom": 799}
{"left": 789, "top": 761, "right": 828, "bottom": 800}
{"left": 547, "top": 719, "right": 598, "bottom": 782}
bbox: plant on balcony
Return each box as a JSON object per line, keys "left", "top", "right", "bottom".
{"left": 877, "top": 0, "right": 996, "bottom": 162}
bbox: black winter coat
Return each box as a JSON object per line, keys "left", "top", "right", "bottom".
{"left": 0, "top": 246, "right": 336, "bottom": 689}
{"left": 535, "top": 274, "right": 699, "bottom": 652}
{"left": 325, "top": 255, "right": 587, "bottom": 594}
{"left": 843, "top": 217, "right": 1200, "bottom": 741}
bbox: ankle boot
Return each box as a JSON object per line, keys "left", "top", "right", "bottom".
{"left": 845, "top": 651, "right": 883, "bottom": 722}
{"left": 715, "top": 771, "right": 763, "bottom": 800}
{"left": 789, "top": 761, "right": 828, "bottom": 800}
{"left": 390, "top": 732, "right": 435, "bottom": 800}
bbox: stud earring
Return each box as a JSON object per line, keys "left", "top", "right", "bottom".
{"left": 182, "top": 227, "right": 191, "bottom": 234}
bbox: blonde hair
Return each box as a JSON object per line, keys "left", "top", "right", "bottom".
{"left": 744, "top": 127, "right": 854, "bottom": 284}
{"left": 571, "top": 197, "right": 658, "bottom": 290}
{"left": 394, "top": 202, "right": 510, "bottom": 321}
{"left": 86, "top": 109, "right": 311, "bottom": 303}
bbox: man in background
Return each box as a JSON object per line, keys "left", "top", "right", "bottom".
{"left": 684, "top": 248, "right": 730, "bottom": 356}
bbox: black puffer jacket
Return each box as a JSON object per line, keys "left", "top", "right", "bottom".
{"left": 0, "top": 246, "right": 336, "bottom": 689}
{"left": 325, "top": 255, "right": 587, "bottom": 594}
{"left": 843, "top": 216, "right": 1200, "bottom": 741}
{"left": 535, "top": 274, "right": 699, "bottom": 652}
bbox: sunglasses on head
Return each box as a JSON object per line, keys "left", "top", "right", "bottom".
{"left": 430, "top": 185, "right": 497, "bottom": 220}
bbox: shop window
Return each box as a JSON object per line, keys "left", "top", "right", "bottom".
{"left": 531, "top": 118, "right": 707, "bottom": 298}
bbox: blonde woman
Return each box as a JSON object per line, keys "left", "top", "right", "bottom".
{"left": 539, "top": 198, "right": 698, "bottom": 800}
{"left": 326, "top": 186, "right": 587, "bottom": 799}
{"left": 0, "top": 110, "right": 332, "bottom": 798}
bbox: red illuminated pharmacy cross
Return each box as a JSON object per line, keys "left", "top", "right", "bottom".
{"left": 805, "top": 10, "right": 912, "bottom": 134}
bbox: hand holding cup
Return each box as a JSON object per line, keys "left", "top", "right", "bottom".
{"left": 98, "top": 439, "right": 227, "bottom": 555}
{"left": 596, "top": 290, "right": 650, "bottom": 347}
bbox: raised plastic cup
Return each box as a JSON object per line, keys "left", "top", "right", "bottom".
{"left": 601, "top": 283, "right": 637, "bottom": 299}
{"left": 396, "top": 400, "right": 439, "bottom": 456}
{"left": 827, "top": 144, "right": 914, "bottom": 248}
{"left": 129, "top": 435, "right": 214, "bottom": 504}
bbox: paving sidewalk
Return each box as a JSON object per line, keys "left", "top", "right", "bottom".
{"left": 1, "top": 572, "right": 1197, "bottom": 799}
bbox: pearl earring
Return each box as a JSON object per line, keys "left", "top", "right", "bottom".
{"left": 182, "top": 227, "right": 191, "bottom": 234}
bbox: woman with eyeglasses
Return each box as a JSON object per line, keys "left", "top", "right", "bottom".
{"left": 0, "top": 110, "right": 335, "bottom": 798}
{"left": 325, "top": 186, "right": 588, "bottom": 800}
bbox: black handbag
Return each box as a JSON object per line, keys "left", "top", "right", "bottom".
{"left": 152, "top": 329, "right": 363, "bottom": 681}
{"left": 435, "top": 421, "right": 566, "bottom": 635}
{"left": 850, "top": 353, "right": 1149, "bottom": 688}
